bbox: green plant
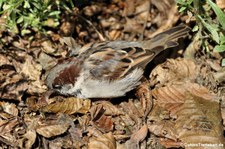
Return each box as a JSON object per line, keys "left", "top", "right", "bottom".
{"left": 0, "top": 0, "right": 74, "bottom": 36}
{"left": 176, "top": 0, "right": 225, "bottom": 65}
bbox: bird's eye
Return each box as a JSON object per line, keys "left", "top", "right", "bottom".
{"left": 53, "top": 84, "right": 61, "bottom": 89}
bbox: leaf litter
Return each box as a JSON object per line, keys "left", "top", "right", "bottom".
{"left": 0, "top": 0, "right": 225, "bottom": 148}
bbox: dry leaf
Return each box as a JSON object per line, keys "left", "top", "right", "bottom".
{"left": 124, "top": 0, "right": 150, "bottom": 34}
{"left": 0, "top": 54, "right": 11, "bottom": 65}
{"left": 126, "top": 124, "right": 148, "bottom": 149}
{"left": 113, "top": 114, "right": 135, "bottom": 137}
{"left": 0, "top": 118, "right": 19, "bottom": 146}
{"left": 41, "top": 40, "right": 56, "bottom": 54}
{"left": 90, "top": 104, "right": 114, "bottom": 132}
{"left": 0, "top": 118, "right": 19, "bottom": 134}
{"left": 150, "top": 82, "right": 225, "bottom": 148}
{"left": 0, "top": 102, "right": 18, "bottom": 116}
{"left": 216, "top": 0, "right": 225, "bottom": 9}
{"left": 88, "top": 132, "right": 116, "bottom": 149}
{"left": 176, "top": 95, "right": 225, "bottom": 148}
{"left": 150, "top": 58, "right": 198, "bottom": 87}
{"left": 0, "top": 72, "right": 28, "bottom": 101}
{"left": 41, "top": 97, "right": 91, "bottom": 114}
{"left": 159, "top": 138, "right": 182, "bottom": 148}
{"left": 23, "top": 130, "right": 37, "bottom": 149}
{"left": 108, "top": 30, "right": 121, "bottom": 40}
{"left": 37, "top": 51, "right": 57, "bottom": 71}
{"left": 36, "top": 124, "right": 69, "bottom": 138}
{"left": 48, "top": 135, "right": 75, "bottom": 148}
{"left": 93, "top": 115, "right": 114, "bottom": 133}
{"left": 135, "top": 79, "right": 153, "bottom": 117}
{"left": 148, "top": 0, "right": 179, "bottom": 38}
{"left": 148, "top": 120, "right": 177, "bottom": 141}
{"left": 152, "top": 82, "right": 216, "bottom": 108}
{"left": 12, "top": 53, "right": 46, "bottom": 94}
{"left": 221, "top": 97, "right": 225, "bottom": 126}
{"left": 95, "top": 101, "right": 124, "bottom": 116}
{"left": 120, "top": 100, "right": 143, "bottom": 125}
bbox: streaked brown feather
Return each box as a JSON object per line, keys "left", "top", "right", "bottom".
{"left": 49, "top": 25, "right": 190, "bottom": 88}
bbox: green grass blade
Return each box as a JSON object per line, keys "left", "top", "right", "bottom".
{"left": 207, "top": 0, "right": 225, "bottom": 30}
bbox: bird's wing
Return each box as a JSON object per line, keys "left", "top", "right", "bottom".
{"left": 70, "top": 25, "right": 190, "bottom": 80}
{"left": 83, "top": 41, "right": 154, "bottom": 80}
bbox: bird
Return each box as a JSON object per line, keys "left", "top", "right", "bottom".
{"left": 46, "top": 25, "right": 190, "bottom": 98}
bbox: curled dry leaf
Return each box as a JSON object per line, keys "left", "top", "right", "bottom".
{"left": 176, "top": 95, "right": 225, "bottom": 147}
{"left": 95, "top": 101, "right": 124, "bottom": 116}
{"left": 78, "top": 115, "right": 90, "bottom": 131}
{"left": 0, "top": 102, "right": 18, "bottom": 116}
{"left": 22, "top": 130, "right": 37, "bottom": 149}
{"left": 135, "top": 79, "right": 153, "bottom": 117}
{"left": 148, "top": 104, "right": 170, "bottom": 122}
{"left": 90, "top": 104, "right": 114, "bottom": 132}
{"left": 0, "top": 118, "right": 19, "bottom": 146}
{"left": 36, "top": 124, "right": 69, "bottom": 138}
{"left": 124, "top": 0, "right": 150, "bottom": 34}
{"left": 148, "top": 121, "right": 177, "bottom": 141}
{"left": 36, "top": 51, "right": 57, "bottom": 71}
{"left": 150, "top": 58, "right": 198, "bottom": 87}
{"left": 41, "top": 97, "right": 91, "bottom": 114}
{"left": 88, "top": 132, "right": 116, "bottom": 149}
{"left": 83, "top": 4, "right": 102, "bottom": 17}
{"left": 93, "top": 115, "right": 114, "bottom": 133}
{"left": 68, "top": 124, "right": 84, "bottom": 146}
{"left": 148, "top": 0, "right": 179, "bottom": 38}
{"left": 0, "top": 54, "right": 11, "bottom": 65}
{"left": 41, "top": 40, "right": 56, "bottom": 54}
{"left": 113, "top": 113, "right": 135, "bottom": 137}
{"left": 150, "top": 83, "right": 225, "bottom": 147}
{"left": 152, "top": 82, "right": 216, "bottom": 109}
{"left": 0, "top": 57, "right": 28, "bottom": 101}
{"left": 120, "top": 100, "right": 143, "bottom": 126}
{"left": 0, "top": 73, "right": 28, "bottom": 101}
{"left": 12, "top": 53, "right": 46, "bottom": 94}
{"left": 126, "top": 124, "right": 148, "bottom": 149}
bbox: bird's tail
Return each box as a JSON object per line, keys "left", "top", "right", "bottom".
{"left": 141, "top": 24, "right": 191, "bottom": 55}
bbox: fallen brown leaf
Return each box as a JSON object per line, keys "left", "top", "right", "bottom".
{"left": 36, "top": 124, "right": 69, "bottom": 138}
{"left": 148, "top": 0, "right": 179, "bottom": 38}
{"left": 41, "top": 97, "right": 91, "bottom": 114}
{"left": 95, "top": 101, "right": 124, "bottom": 116}
{"left": 216, "top": 0, "right": 225, "bottom": 9}
{"left": 120, "top": 100, "right": 143, "bottom": 125}
{"left": 0, "top": 64, "right": 28, "bottom": 101}
{"left": 22, "top": 130, "right": 37, "bottom": 149}
{"left": 0, "top": 118, "right": 19, "bottom": 147}
{"left": 88, "top": 132, "right": 116, "bottom": 149}
{"left": 150, "top": 58, "right": 198, "bottom": 87}
{"left": 221, "top": 97, "right": 225, "bottom": 126}
{"left": 150, "top": 82, "right": 225, "bottom": 147}
{"left": 90, "top": 104, "right": 114, "bottom": 132}
{"left": 0, "top": 102, "right": 18, "bottom": 116}
{"left": 135, "top": 79, "right": 153, "bottom": 117}
{"left": 148, "top": 120, "right": 177, "bottom": 141}
{"left": 126, "top": 124, "right": 148, "bottom": 149}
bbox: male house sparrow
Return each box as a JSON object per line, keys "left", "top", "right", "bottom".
{"left": 46, "top": 25, "right": 190, "bottom": 98}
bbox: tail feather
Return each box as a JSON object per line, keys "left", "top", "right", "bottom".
{"left": 142, "top": 24, "right": 191, "bottom": 54}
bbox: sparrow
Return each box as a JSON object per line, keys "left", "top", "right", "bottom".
{"left": 46, "top": 25, "right": 190, "bottom": 98}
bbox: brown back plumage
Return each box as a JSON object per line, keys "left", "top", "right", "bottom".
{"left": 81, "top": 25, "right": 190, "bottom": 79}
{"left": 59, "top": 25, "right": 190, "bottom": 80}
